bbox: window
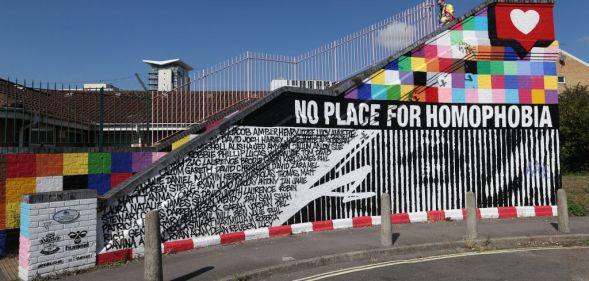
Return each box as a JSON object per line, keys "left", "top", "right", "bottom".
{"left": 31, "top": 128, "right": 55, "bottom": 146}
{"left": 558, "top": 76, "right": 566, "bottom": 84}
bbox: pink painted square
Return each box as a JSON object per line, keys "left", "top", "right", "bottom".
{"left": 519, "top": 89, "right": 533, "bottom": 104}
{"left": 152, "top": 152, "right": 167, "bottom": 163}
{"left": 531, "top": 76, "right": 544, "bottom": 89}
{"left": 492, "top": 89, "right": 506, "bottom": 103}
{"left": 438, "top": 88, "right": 453, "bottom": 103}
{"left": 423, "top": 45, "right": 438, "bottom": 59}
{"left": 465, "top": 89, "right": 478, "bottom": 103}
{"left": 491, "top": 75, "right": 505, "bottom": 89}
{"left": 436, "top": 45, "right": 452, "bottom": 58}
{"left": 19, "top": 236, "right": 30, "bottom": 268}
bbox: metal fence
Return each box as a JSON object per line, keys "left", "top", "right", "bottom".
{"left": 151, "top": 0, "right": 437, "bottom": 143}
{"left": 0, "top": 78, "right": 151, "bottom": 151}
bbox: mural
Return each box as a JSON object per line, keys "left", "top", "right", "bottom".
{"left": 98, "top": 2, "right": 561, "bottom": 253}
{"left": 1, "top": 152, "right": 167, "bottom": 230}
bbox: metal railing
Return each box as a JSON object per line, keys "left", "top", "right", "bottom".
{"left": 0, "top": 78, "right": 151, "bottom": 151}
{"left": 151, "top": 0, "right": 437, "bottom": 143}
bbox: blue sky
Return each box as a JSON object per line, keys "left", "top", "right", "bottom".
{"left": 1, "top": 0, "right": 587, "bottom": 90}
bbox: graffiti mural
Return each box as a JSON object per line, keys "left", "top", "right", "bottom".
{"left": 98, "top": 1, "right": 561, "bottom": 253}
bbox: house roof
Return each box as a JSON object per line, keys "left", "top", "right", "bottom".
{"left": 143, "top": 59, "right": 194, "bottom": 71}
{"left": 560, "top": 49, "right": 589, "bottom": 69}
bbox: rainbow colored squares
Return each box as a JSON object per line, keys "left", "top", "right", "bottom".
{"left": 345, "top": 8, "right": 559, "bottom": 105}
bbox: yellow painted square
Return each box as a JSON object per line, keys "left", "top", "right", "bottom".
{"left": 5, "top": 178, "right": 36, "bottom": 204}
{"left": 532, "top": 89, "right": 545, "bottom": 104}
{"left": 400, "top": 85, "right": 414, "bottom": 101}
{"left": 544, "top": 76, "right": 558, "bottom": 90}
{"left": 478, "top": 75, "right": 492, "bottom": 89}
{"left": 370, "top": 71, "right": 386, "bottom": 85}
{"left": 63, "top": 153, "right": 88, "bottom": 175}
{"left": 5, "top": 203, "right": 22, "bottom": 229}
{"left": 411, "top": 57, "right": 427, "bottom": 72}
{"left": 172, "top": 136, "right": 191, "bottom": 151}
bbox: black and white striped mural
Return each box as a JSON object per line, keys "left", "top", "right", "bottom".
{"left": 99, "top": 95, "right": 560, "bottom": 252}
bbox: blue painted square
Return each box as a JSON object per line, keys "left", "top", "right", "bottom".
{"left": 543, "top": 62, "right": 557, "bottom": 76}
{"left": 385, "top": 59, "right": 399, "bottom": 71}
{"left": 504, "top": 47, "right": 518, "bottom": 61}
{"left": 370, "top": 84, "right": 387, "bottom": 100}
{"left": 88, "top": 174, "right": 111, "bottom": 195}
{"left": 465, "top": 74, "right": 478, "bottom": 89}
{"left": 517, "top": 61, "right": 531, "bottom": 75}
{"left": 504, "top": 75, "right": 519, "bottom": 89}
{"left": 452, "top": 88, "right": 466, "bottom": 103}
{"left": 0, "top": 231, "right": 5, "bottom": 258}
{"left": 530, "top": 62, "right": 544, "bottom": 75}
{"left": 399, "top": 72, "right": 413, "bottom": 85}
{"left": 357, "top": 84, "right": 372, "bottom": 100}
{"left": 111, "top": 152, "right": 132, "bottom": 173}
{"left": 20, "top": 203, "right": 30, "bottom": 238}
{"left": 505, "top": 89, "right": 520, "bottom": 104}
{"left": 474, "top": 16, "right": 488, "bottom": 31}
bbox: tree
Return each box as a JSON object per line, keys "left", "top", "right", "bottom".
{"left": 559, "top": 84, "right": 589, "bottom": 172}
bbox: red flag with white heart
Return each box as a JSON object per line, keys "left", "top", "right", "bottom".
{"left": 491, "top": 3, "right": 555, "bottom": 57}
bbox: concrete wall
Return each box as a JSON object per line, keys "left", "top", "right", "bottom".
{"left": 96, "top": 1, "right": 561, "bottom": 258}
{"left": 18, "top": 190, "right": 97, "bottom": 281}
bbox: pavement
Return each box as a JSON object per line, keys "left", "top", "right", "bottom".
{"left": 50, "top": 216, "right": 589, "bottom": 281}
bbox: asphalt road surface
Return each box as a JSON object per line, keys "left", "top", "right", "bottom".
{"left": 274, "top": 247, "right": 589, "bottom": 281}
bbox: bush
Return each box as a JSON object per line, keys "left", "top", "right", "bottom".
{"left": 559, "top": 84, "right": 589, "bottom": 173}
{"left": 569, "top": 201, "right": 587, "bottom": 216}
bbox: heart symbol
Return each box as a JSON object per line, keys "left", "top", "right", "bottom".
{"left": 510, "top": 9, "right": 540, "bottom": 35}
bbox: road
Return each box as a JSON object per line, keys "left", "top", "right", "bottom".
{"left": 273, "top": 247, "right": 589, "bottom": 281}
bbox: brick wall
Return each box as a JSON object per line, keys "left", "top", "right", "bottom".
{"left": 557, "top": 52, "right": 589, "bottom": 92}
{"left": 18, "top": 190, "right": 97, "bottom": 281}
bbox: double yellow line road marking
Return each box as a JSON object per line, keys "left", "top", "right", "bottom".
{"left": 295, "top": 246, "right": 589, "bottom": 281}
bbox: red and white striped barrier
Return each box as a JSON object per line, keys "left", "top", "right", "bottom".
{"left": 96, "top": 206, "right": 557, "bottom": 265}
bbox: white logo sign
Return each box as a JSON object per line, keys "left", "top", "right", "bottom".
{"left": 510, "top": 9, "right": 540, "bottom": 35}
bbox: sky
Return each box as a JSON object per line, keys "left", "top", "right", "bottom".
{"left": 1, "top": 0, "right": 587, "bottom": 90}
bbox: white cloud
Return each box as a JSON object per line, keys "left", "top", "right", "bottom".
{"left": 377, "top": 22, "right": 417, "bottom": 52}
{"left": 579, "top": 36, "right": 589, "bottom": 45}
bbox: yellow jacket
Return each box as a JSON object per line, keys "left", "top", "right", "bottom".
{"left": 440, "top": 4, "right": 455, "bottom": 24}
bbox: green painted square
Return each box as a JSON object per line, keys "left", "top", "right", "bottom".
{"left": 386, "top": 85, "right": 401, "bottom": 100}
{"left": 490, "top": 61, "right": 504, "bottom": 75}
{"left": 477, "top": 61, "right": 491, "bottom": 75}
{"left": 398, "top": 56, "right": 412, "bottom": 72}
{"left": 88, "top": 153, "right": 112, "bottom": 174}
{"left": 503, "top": 61, "right": 518, "bottom": 75}
{"left": 451, "top": 31, "right": 463, "bottom": 45}
{"left": 462, "top": 17, "right": 476, "bottom": 31}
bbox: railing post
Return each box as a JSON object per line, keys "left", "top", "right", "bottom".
{"left": 380, "top": 193, "right": 393, "bottom": 247}
{"left": 466, "top": 191, "right": 478, "bottom": 246}
{"left": 144, "top": 210, "right": 163, "bottom": 281}
{"left": 98, "top": 87, "right": 104, "bottom": 152}
{"left": 557, "top": 189, "right": 570, "bottom": 233}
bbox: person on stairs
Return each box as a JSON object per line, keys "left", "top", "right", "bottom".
{"left": 438, "top": 0, "right": 456, "bottom": 25}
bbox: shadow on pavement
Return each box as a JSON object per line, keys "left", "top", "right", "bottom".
{"left": 170, "top": 266, "right": 214, "bottom": 281}
{"left": 393, "top": 233, "right": 401, "bottom": 244}
{"left": 550, "top": 222, "right": 559, "bottom": 231}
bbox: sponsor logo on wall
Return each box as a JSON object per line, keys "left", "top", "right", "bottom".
{"left": 40, "top": 233, "right": 61, "bottom": 255}
{"left": 53, "top": 209, "right": 80, "bottom": 224}
{"left": 66, "top": 230, "right": 91, "bottom": 251}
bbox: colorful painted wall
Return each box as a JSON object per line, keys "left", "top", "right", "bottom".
{"left": 97, "top": 1, "right": 560, "bottom": 255}
{"left": 0, "top": 152, "right": 167, "bottom": 231}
